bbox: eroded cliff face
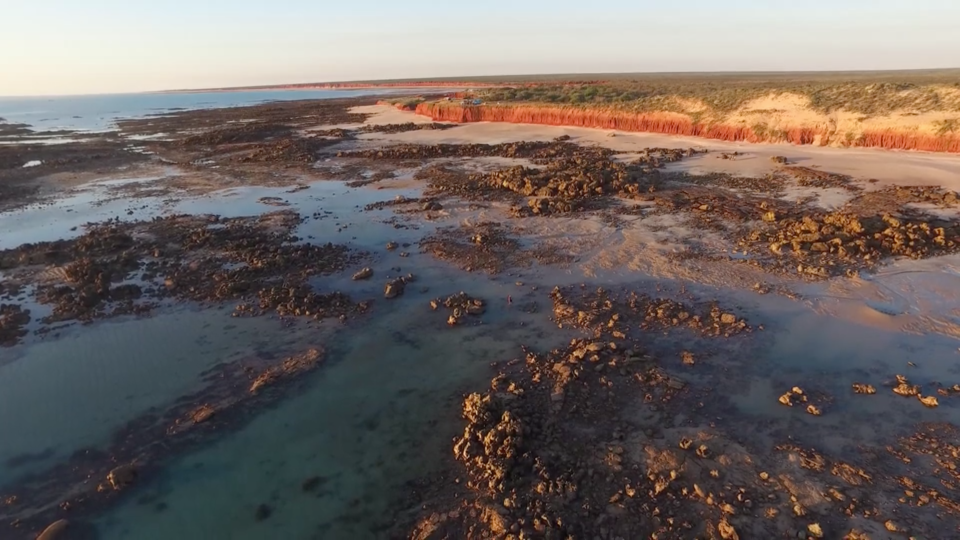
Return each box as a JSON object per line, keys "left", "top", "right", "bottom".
{"left": 414, "top": 101, "right": 960, "bottom": 153}
{"left": 854, "top": 130, "right": 960, "bottom": 153}
{"left": 376, "top": 100, "right": 415, "bottom": 111}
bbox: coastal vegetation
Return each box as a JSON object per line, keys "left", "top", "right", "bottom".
{"left": 399, "top": 70, "right": 960, "bottom": 152}
{"left": 474, "top": 73, "right": 960, "bottom": 117}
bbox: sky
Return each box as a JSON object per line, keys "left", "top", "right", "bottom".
{"left": 2, "top": 0, "right": 959, "bottom": 96}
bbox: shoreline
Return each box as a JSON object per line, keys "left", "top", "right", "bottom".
{"left": 3, "top": 97, "right": 960, "bottom": 538}
{"left": 156, "top": 82, "right": 502, "bottom": 95}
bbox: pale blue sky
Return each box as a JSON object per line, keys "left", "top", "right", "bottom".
{"left": 2, "top": 0, "right": 958, "bottom": 96}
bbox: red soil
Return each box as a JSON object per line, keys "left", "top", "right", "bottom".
{"left": 414, "top": 103, "right": 960, "bottom": 153}
{"left": 376, "top": 100, "right": 415, "bottom": 111}
{"left": 856, "top": 130, "right": 960, "bottom": 153}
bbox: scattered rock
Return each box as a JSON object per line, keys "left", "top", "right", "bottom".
{"left": 356, "top": 122, "right": 454, "bottom": 135}
{"left": 436, "top": 292, "right": 486, "bottom": 325}
{"left": 249, "top": 349, "right": 323, "bottom": 394}
{"left": 885, "top": 520, "right": 904, "bottom": 533}
{"left": 779, "top": 387, "right": 828, "bottom": 416}
{"left": 420, "top": 222, "right": 546, "bottom": 274}
{"left": 257, "top": 196, "right": 290, "bottom": 207}
{"left": 718, "top": 519, "right": 739, "bottom": 540}
{"left": 893, "top": 375, "right": 921, "bottom": 397}
{"left": 191, "top": 405, "right": 215, "bottom": 424}
{"left": 550, "top": 286, "right": 751, "bottom": 338}
{"left": 107, "top": 463, "right": 138, "bottom": 490}
{"left": 779, "top": 387, "right": 807, "bottom": 407}
{"left": 384, "top": 278, "right": 406, "bottom": 299}
{"left": 918, "top": 395, "right": 939, "bottom": 408}
{"left": 937, "top": 384, "right": 960, "bottom": 397}
{"left": 36, "top": 519, "right": 69, "bottom": 540}
{"left": 352, "top": 267, "right": 374, "bottom": 281}
{"left": 0, "top": 303, "right": 31, "bottom": 347}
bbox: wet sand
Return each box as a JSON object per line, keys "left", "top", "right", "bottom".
{"left": 2, "top": 99, "right": 960, "bottom": 539}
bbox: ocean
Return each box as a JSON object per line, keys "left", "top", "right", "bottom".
{"left": 0, "top": 88, "right": 418, "bottom": 133}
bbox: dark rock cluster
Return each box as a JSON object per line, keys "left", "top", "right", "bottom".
{"left": 431, "top": 292, "right": 486, "bottom": 325}
{"left": 0, "top": 304, "right": 30, "bottom": 347}
{"left": 0, "top": 210, "right": 365, "bottom": 344}
{"left": 740, "top": 211, "right": 960, "bottom": 277}
{"left": 550, "top": 286, "right": 750, "bottom": 338}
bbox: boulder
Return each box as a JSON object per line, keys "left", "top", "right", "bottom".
{"left": 384, "top": 279, "right": 405, "bottom": 299}
{"left": 36, "top": 520, "right": 69, "bottom": 540}
{"left": 352, "top": 267, "right": 373, "bottom": 281}
{"left": 107, "top": 463, "right": 138, "bottom": 490}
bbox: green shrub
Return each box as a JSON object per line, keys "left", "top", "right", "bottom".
{"left": 936, "top": 118, "right": 959, "bottom": 136}
{"left": 474, "top": 71, "right": 960, "bottom": 119}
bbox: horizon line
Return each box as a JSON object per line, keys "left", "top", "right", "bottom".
{"left": 3, "top": 66, "right": 959, "bottom": 99}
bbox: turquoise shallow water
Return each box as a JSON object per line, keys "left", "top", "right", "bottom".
{"left": 84, "top": 274, "right": 960, "bottom": 539}
{"left": 0, "top": 307, "right": 309, "bottom": 489}
{"left": 93, "top": 269, "right": 561, "bottom": 540}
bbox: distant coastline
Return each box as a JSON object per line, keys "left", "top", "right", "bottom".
{"left": 159, "top": 69, "right": 960, "bottom": 94}
{"left": 159, "top": 81, "right": 507, "bottom": 95}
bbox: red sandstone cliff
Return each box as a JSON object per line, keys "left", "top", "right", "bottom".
{"left": 413, "top": 103, "right": 960, "bottom": 153}
{"left": 376, "top": 100, "right": 422, "bottom": 111}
